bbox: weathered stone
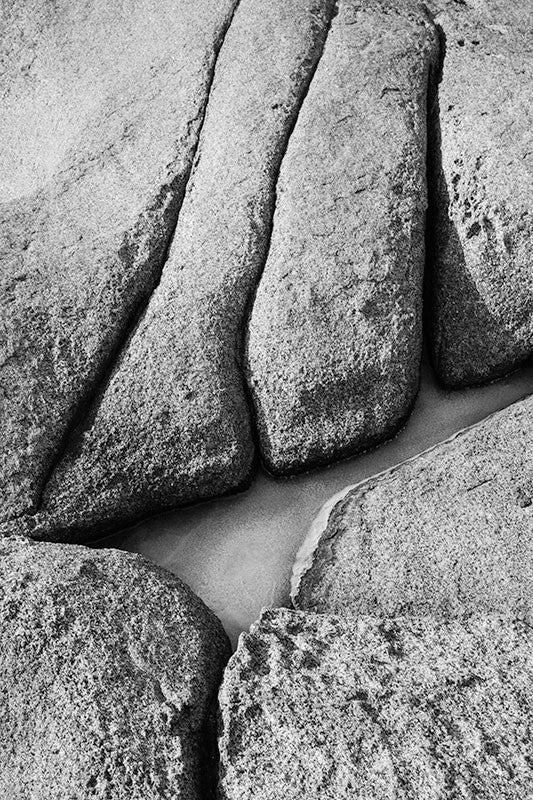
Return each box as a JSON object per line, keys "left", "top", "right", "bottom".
{"left": 218, "top": 608, "right": 533, "bottom": 799}
{"left": 0, "top": 538, "right": 230, "bottom": 799}
{"left": 294, "top": 394, "right": 533, "bottom": 617}
{"left": 10, "top": 0, "right": 337, "bottom": 542}
{"left": 245, "top": 0, "right": 438, "bottom": 474}
{"left": 0, "top": 0, "right": 237, "bottom": 527}
{"left": 427, "top": 0, "right": 533, "bottom": 386}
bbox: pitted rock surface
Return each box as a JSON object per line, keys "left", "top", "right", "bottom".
{"left": 0, "top": 538, "right": 230, "bottom": 800}
{"left": 427, "top": 0, "right": 533, "bottom": 386}
{"left": 295, "top": 394, "right": 533, "bottom": 617}
{"left": 245, "top": 0, "right": 438, "bottom": 474}
{"left": 0, "top": 0, "right": 237, "bottom": 529}
{"left": 218, "top": 608, "right": 533, "bottom": 800}
{"left": 21, "top": 0, "right": 336, "bottom": 541}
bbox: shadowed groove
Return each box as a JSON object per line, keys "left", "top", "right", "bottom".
{"left": 27, "top": 0, "right": 244, "bottom": 521}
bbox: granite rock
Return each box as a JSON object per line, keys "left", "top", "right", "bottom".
{"left": 8, "top": 0, "right": 337, "bottom": 542}
{"left": 426, "top": 0, "right": 533, "bottom": 386}
{"left": 294, "top": 393, "right": 533, "bottom": 617}
{"left": 0, "top": 0, "right": 237, "bottom": 527}
{"left": 0, "top": 537, "right": 230, "bottom": 799}
{"left": 245, "top": 0, "right": 439, "bottom": 474}
{"left": 218, "top": 608, "right": 533, "bottom": 800}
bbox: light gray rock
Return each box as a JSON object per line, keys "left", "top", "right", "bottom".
{"left": 0, "top": 0, "right": 237, "bottom": 528}
{"left": 427, "top": 0, "right": 533, "bottom": 386}
{"left": 9, "top": 0, "right": 337, "bottom": 542}
{"left": 218, "top": 608, "right": 533, "bottom": 800}
{"left": 294, "top": 394, "right": 533, "bottom": 617}
{"left": 0, "top": 537, "right": 230, "bottom": 800}
{"left": 245, "top": 0, "right": 439, "bottom": 474}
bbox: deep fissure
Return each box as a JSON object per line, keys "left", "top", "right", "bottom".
{"left": 238, "top": 0, "right": 340, "bottom": 470}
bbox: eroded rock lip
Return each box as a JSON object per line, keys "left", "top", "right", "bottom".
{"left": 218, "top": 608, "right": 533, "bottom": 799}
{"left": 427, "top": 0, "right": 533, "bottom": 386}
{"left": 0, "top": 538, "right": 230, "bottom": 799}
{"left": 0, "top": 0, "right": 237, "bottom": 527}
{"left": 294, "top": 394, "right": 533, "bottom": 617}
{"left": 245, "top": 0, "right": 439, "bottom": 474}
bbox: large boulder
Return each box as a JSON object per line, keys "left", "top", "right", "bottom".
{"left": 0, "top": 538, "right": 230, "bottom": 799}
{"left": 245, "top": 0, "right": 438, "bottom": 474}
{"left": 18, "top": 0, "right": 337, "bottom": 542}
{"left": 426, "top": 0, "right": 533, "bottom": 386}
{"left": 293, "top": 394, "right": 533, "bottom": 617}
{"left": 0, "top": 0, "right": 237, "bottom": 529}
{"left": 218, "top": 608, "right": 533, "bottom": 799}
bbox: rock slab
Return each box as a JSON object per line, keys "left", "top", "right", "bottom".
{"left": 0, "top": 0, "right": 236, "bottom": 527}
{"left": 8, "top": 0, "right": 337, "bottom": 541}
{"left": 245, "top": 0, "right": 438, "bottom": 474}
{"left": 0, "top": 538, "right": 230, "bottom": 799}
{"left": 294, "top": 393, "right": 533, "bottom": 617}
{"left": 427, "top": 0, "right": 533, "bottom": 386}
{"left": 218, "top": 608, "right": 533, "bottom": 800}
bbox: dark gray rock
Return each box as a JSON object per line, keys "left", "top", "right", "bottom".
{"left": 245, "top": 0, "right": 438, "bottom": 474}
{"left": 0, "top": 538, "right": 230, "bottom": 799}
{"left": 218, "top": 608, "right": 533, "bottom": 799}
{"left": 0, "top": 0, "right": 237, "bottom": 528}
{"left": 294, "top": 394, "right": 533, "bottom": 617}
{"left": 427, "top": 0, "right": 533, "bottom": 386}
{"left": 6, "top": 0, "right": 337, "bottom": 542}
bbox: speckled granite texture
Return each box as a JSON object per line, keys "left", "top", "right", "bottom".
{"left": 0, "top": 0, "right": 237, "bottom": 532}
{"left": 218, "top": 608, "right": 533, "bottom": 799}
{"left": 246, "top": 0, "right": 438, "bottom": 473}
{"left": 295, "top": 393, "right": 533, "bottom": 618}
{"left": 426, "top": 0, "right": 533, "bottom": 386}
{"left": 16, "top": 0, "right": 337, "bottom": 542}
{"left": 0, "top": 538, "right": 230, "bottom": 799}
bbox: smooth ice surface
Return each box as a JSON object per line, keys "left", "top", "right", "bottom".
{"left": 99, "top": 354, "right": 533, "bottom": 647}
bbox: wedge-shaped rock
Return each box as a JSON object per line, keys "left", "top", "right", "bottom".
{"left": 218, "top": 608, "right": 533, "bottom": 799}
{"left": 294, "top": 394, "right": 533, "bottom": 616}
{"left": 0, "top": 0, "right": 237, "bottom": 527}
{"left": 427, "top": 1, "right": 533, "bottom": 386}
{"left": 19, "top": 0, "right": 337, "bottom": 542}
{"left": 0, "top": 538, "right": 230, "bottom": 799}
{"left": 245, "top": 0, "right": 438, "bottom": 474}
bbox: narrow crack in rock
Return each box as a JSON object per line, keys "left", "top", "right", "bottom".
{"left": 237, "top": 0, "right": 340, "bottom": 416}
{"left": 0, "top": 0, "right": 240, "bottom": 530}
{"left": 30, "top": 0, "right": 243, "bottom": 520}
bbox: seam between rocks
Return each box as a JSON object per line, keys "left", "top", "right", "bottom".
{"left": 236, "top": 0, "right": 340, "bottom": 467}
{"left": 25, "top": 0, "right": 243, "bottom": 521}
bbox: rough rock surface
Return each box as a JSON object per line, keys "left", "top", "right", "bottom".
{"left": 294, "top": 394, "right": 533, "bottom": 617}
{"left": 218, "top": 608, "right": 533, "bottom": 799}
{"left": 427, "top": 0, "right": 533, "bottom": 386}
{"left": 9, "top": 0, "right": 337, "bottom": 542}
{"left": 0, "top": 538, "right": 230, "bottom": 799}
{"left": 0, "top": 0, "right": 237, "bottom": 528}
{"left": 245, "top": 0, "right": 438, "bottom": 474}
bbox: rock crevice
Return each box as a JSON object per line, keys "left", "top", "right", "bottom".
{"left": 29, "top": 1, "right": 244, "bottom": 522}
{"left": 0, "top": 0, "right": 240, "bottom": 529}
